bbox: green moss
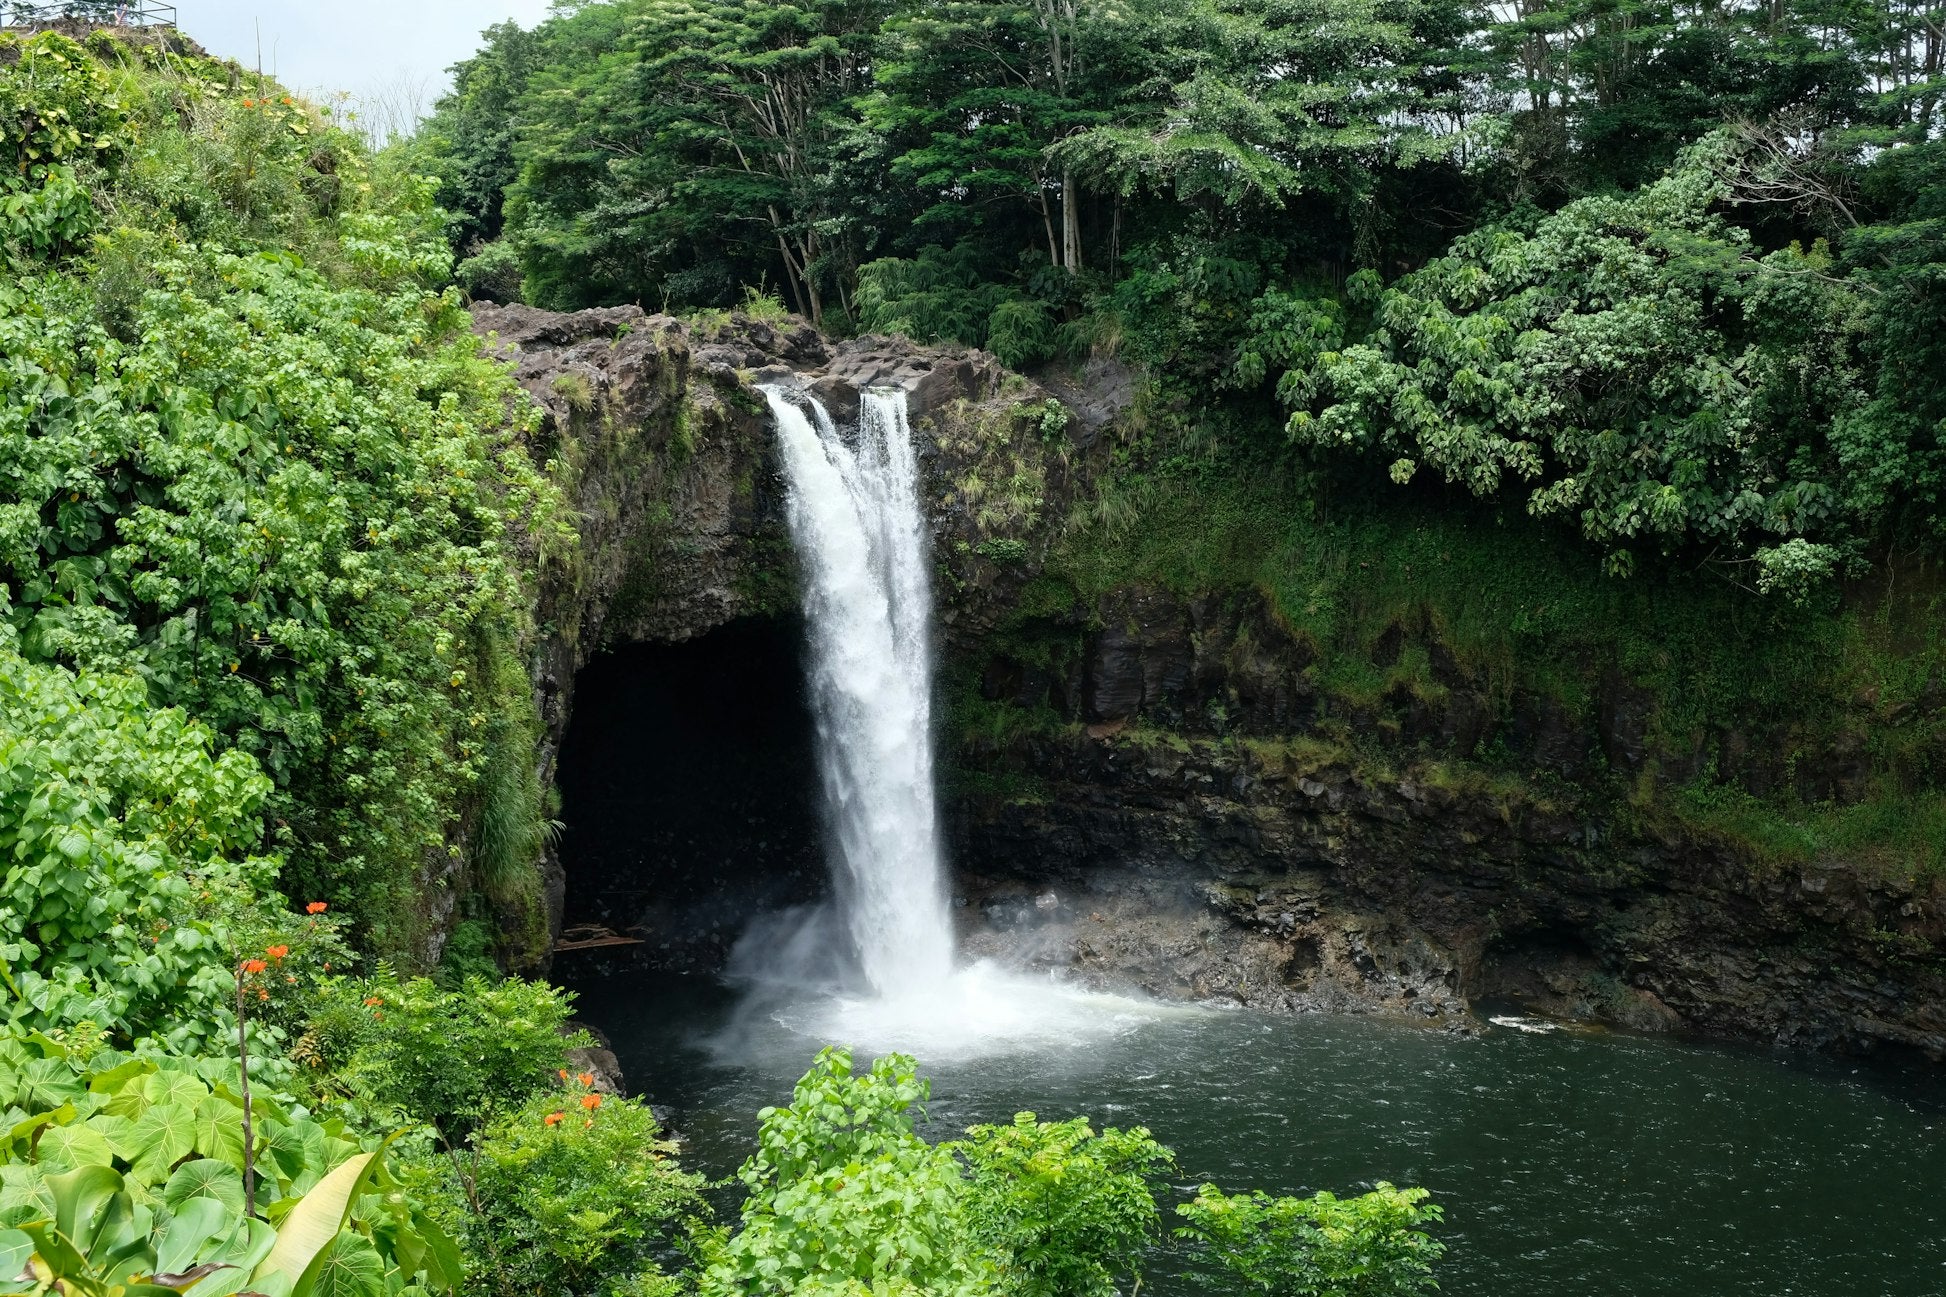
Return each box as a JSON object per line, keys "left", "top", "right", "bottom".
{"left": 1031, "top": 452, "right": 1946, "bottom": 883}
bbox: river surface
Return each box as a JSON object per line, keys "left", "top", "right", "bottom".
{"left": 573, "top": 974, "right": 1946, "bottom": 1297}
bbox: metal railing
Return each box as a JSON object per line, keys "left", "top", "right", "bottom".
{"left": 2, "top": 2, "right": 177, "bottom": 26}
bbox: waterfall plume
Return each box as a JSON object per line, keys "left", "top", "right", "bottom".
{"left": 762, "top": 385, "right": 954, "bottom": 995}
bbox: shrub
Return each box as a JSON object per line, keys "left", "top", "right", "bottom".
{"left": 1176, "top": 1181, "right": 1445, "bottom": 1297}
{"left": 329, "top": 975, "right": 585, "bottom": 1138}
{"left": 463, "top": 1079, "right": 707, "bottom": 1297}
{"left": 700, "top": 1049, "right": 991, "bottom": 1297}
{"left": 953, "top": 1112, "right": 1174, "bottom": 1297}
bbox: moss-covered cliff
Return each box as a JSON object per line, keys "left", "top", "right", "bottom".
{"left": 489, "top": 303, "right": 1944, "bottom": 1063}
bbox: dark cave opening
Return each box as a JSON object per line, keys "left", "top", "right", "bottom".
{"left": 552, "top": 617, "right": 826, "bottom": 974}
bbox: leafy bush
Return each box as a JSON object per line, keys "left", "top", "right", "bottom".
{"left": 0, "top": 32, "right": 571, "bottom": 952}
{"left": 1176, "top": 1182, "right": 1445, "bottom": 1297}
{"left": 954, "top": 1112, "right": 1174, "bottom": 1297}
{"left": 0, "top": 625, "right": 274, "bottom": 1045}
{"left": 0, "top": 1029, "right": 464, "bottom": 1297}
{"left": 1298, "top": 134, "right": 1895, "bottom": 586}
{"left": 461, "top": 1079, "right": 706, "bottom": 1297}
{"left": 324, "top": 976, "right": 584, "bottom": 1139}
{"left": 700, "top": 1049, "right": 990, "bottom": 1297}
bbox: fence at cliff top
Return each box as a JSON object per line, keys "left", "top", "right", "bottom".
{"left": 2, "top": 1, "right": 176, "bottom": 26}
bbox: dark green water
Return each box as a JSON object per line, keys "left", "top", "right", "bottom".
{"left": 572, "top": 975, "right": 1946, "bottom": 1297}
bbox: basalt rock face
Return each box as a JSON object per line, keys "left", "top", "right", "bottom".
{"left": 947, "top": 585, "right": 1946, "bottom": 1061}
{"left": 472, "top": 303, "right": 1038, "bottom": 951}
{"left": 482, "top": 303, "right": 1944, "bottom": 1063}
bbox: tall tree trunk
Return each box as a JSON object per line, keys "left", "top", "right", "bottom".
{"left": 1061, "top": 168, "right": 1083, "bottom": 274}
{"left": 1039, "top": 186, "right": 1061, "bottom": 268}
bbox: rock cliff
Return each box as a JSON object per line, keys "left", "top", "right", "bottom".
{"left": 477, "top": 302, "right": 1946, "bottom": 1066}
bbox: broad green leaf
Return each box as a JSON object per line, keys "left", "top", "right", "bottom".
{"left": 123, "top": 1103, "right": 198, "bottom": 1184}
{"left": 292, "top": 1232, "right": 382, "bottom": 1297}
{"left": 0, "top": 1165, "right": 50, "bottom": 1228}
{"left": 36, "top": 1122, "right": 113, "bottom": 1173}
{"left": 191, "top": 1096, "right": 244, "bottom": 1164}
{"left": 12, "top": 1059, "right": 81, "bottom": 1112}
{"left": 154, "top": 1195, "right": 231, "bottom": 1275}
{"left": 163, "top": 1160, "right": 244, "bottom": 1215}
{"left": 47, "top": 1164, "right": 132, "bottom": 1256}
{"left": 253, "top": 1154, "right": 372, "bottom": 1289}
{"left": 143, "top": 1071, "right": 208, "bottom": 1111}
{"left": 0, "top": 1228, "right": 31, "bottom": 1292}
{"left": 260, "top": 1120, "right": 327, "bottom": 1195}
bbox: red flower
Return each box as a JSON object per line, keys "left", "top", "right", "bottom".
{"left": 241, "top": 959, "right": 268, "bottom": 974}
{"left": 306, "top": 902, "right": 327, "bottom": 915}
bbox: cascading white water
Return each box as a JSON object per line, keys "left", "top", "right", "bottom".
{"left": 763, "top": 385, "right": 955, "bottom": 995}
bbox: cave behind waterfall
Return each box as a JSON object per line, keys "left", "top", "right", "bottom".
{"left": 553, "top": 617, "right": 825, "bottom": 972}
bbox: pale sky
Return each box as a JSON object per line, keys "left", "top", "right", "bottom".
{"left": 177, "top": 1, "right": 558, "bottom": 127}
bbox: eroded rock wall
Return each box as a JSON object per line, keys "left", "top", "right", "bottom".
{"left": 950, "top": 585, "right": 1946, "bottom": 1060}
{"left": 481, "top": 302, "right": 1944, "bottom": 1064}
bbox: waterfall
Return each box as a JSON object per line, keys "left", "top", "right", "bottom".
{"left": 763, "top": 385, "right": 955, "bottom": 996}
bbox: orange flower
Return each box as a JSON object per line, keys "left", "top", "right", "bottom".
{"left": 557, "top": 1069, "right": 568, "bottom": 1080}
{"left": 306, "top": 901, "right": 327, "bottom": 915}
{"left": 543, "top": 1111, "right": 564, "bottom": 1127}
{"left": 580, "top": 1094, "right": 601, "bottom": 1111}
{"left": 322, "top": 962, "right": 331, "bottom": 971}
{"left": 241, "top": 98, "right": 255, "bottom": 107}
{"left": 363, "top": 996, "right": 383, "bottom": 1007}
{"left": 258, "top": 988, "right": 269, "bottom": 1000}
{"left": 242, "top": 959, "right": 268, "bottom": 974}
{"left": 577, "top": 1072, "right": 594, "bottom": 1087}
{"left": 265, "top": 944, "right": 289, "bottom": 960}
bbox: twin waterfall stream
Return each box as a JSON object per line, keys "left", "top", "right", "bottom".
{"left": 760, "top": 385, "right": 954, "bottom": 995}
{"left": 754, "top": 382, "right": 1149, "bottom": 1051}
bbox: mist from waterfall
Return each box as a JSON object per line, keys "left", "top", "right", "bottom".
{"left": 761, "top": 385, "right": 954, "bottom": 995}
{"left": 731, "top": 383, "right": 1172, "bottom": 1059}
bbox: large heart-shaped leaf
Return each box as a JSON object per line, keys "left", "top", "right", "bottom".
{"left": 292, "top": 1232, "right": 383, "bottom": 1297}
{"left": 142, "top": 1071, "right": 207, "bottom": 1112}
{"left": 0, "top": 1166, "right": 50, "bottom": 1229}
{"left": 191, "top": 1095, "right": 244, "bottom": 1164}
{"left": 163, "top": 1160, "right": 244, "bottom": 1215}
{"left": 123, "top": 1103, "right": 198, "bottom": 1184}
{"left": 36, "top": 1122, "right": 113, "bottom": 1173}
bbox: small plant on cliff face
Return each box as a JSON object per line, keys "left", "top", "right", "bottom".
{"left": 553, "top": 370, "right": 597, "bottom": 411}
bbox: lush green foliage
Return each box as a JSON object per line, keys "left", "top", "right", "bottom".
{"left": 956, "top": 1112, "right": 1174, "bottom": 1297}
{"left": 0, "top": 1028, "right": 462, "bottom": 1297}
{"left": 701, "top": 1049, "right": 989, "bottom": 1296}
{"left": 0, "top": 30, "right": 569, "bottom": 970}
{"left": 303, "top": 975, "right": 583, "bottom": 1140}
{"left": 459, "top": 1079, "right": 706, "bottom": 1297}
{"left": 1299, "top": 135, "right": 1890, "bottom": 590}
{"left": 0, "top": 623, "right": 272, "bottom": 1044}
{"left": 1177, "top": 1181, "right": 1444, "bottom": 1297}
